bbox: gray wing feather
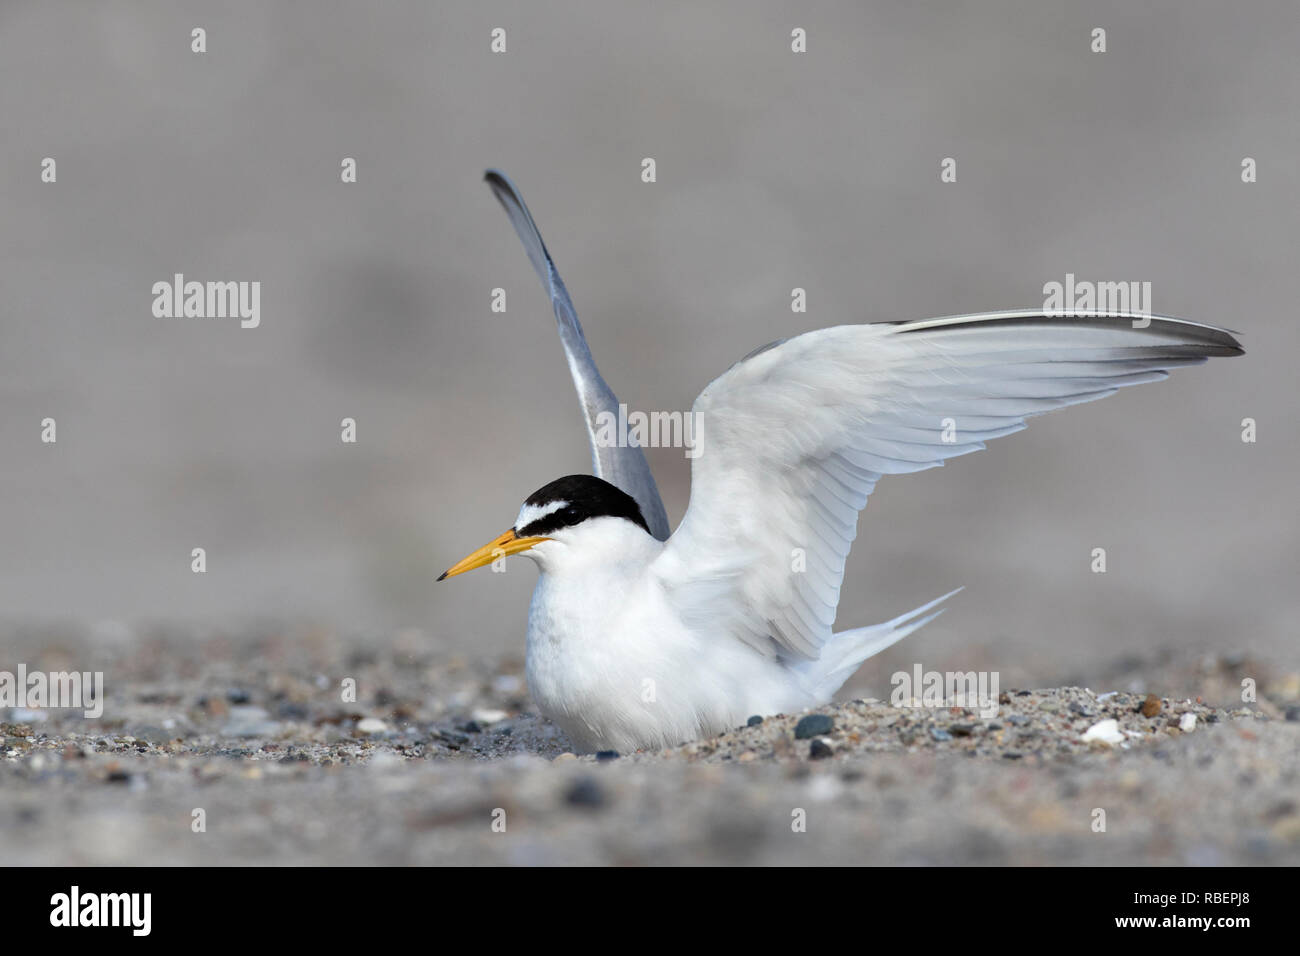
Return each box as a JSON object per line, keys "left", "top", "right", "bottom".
{"left": 484, "top": 170, "right": 671, "bottom": 539}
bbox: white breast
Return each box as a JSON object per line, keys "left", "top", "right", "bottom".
{"left": 522, "top": 518, "right": 810, "bottom": 752}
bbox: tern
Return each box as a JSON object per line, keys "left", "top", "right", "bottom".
{"left": 440, "top": 170, "right": 1243, "bottom": 754}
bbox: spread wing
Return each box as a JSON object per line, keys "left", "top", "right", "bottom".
{"left": 652, "top": 311, "right": 1243, "bottom": 661}
{"left": 484, "top": 170, "right": 671, "bottom": 540}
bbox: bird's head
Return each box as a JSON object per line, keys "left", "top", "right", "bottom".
{"left": 438, "top": 474, "right": 652, "bottom": 580}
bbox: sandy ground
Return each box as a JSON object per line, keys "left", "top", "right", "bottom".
{"left": 1, "top": 627, "right": 1297, "bottom": 866}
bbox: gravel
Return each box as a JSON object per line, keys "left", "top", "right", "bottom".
{"left": 1, "top": 628, "right": 1297, "bottom": 865}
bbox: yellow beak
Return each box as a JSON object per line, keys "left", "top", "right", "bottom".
{"left": 437, "top": 528, "right": 551, "bottom": 580}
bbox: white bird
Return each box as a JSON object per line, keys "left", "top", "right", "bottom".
{"left": 440, "top": 170, "right": 1244, "bottom": 754}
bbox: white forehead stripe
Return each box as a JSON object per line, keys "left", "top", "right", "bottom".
{"left": 515, "top": 499, "right": 569, "bottom": 529}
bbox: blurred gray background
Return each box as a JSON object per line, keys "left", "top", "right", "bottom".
{"left": 1, "top": 1, "right": 1295, "bottom": 688}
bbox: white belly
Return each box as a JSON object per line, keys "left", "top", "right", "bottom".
{"left": 524, "top": 571, "right": 806, "bottom": 753}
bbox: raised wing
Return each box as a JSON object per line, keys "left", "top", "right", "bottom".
{"left": 652, "top": 311, "right": 1243, "bottom": 661}
{"left": 484, "top": 170, "right": 671, "bottom": 540}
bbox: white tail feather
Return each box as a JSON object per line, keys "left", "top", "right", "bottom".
{"left": 804, "top": 587, "right": 963, "bottom": 697}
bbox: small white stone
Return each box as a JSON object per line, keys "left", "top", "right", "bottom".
{"left": 356, "top": 717, "right": 391, "bottom": 735}
{"left": 472, "top": 708, "right": 509, "bottom": 726}
{"left": 1179, "top": 713, "right": 1197, "bottom": 733}
{"left": 1081, "top": 718, "right": 1125, "bottom": 746}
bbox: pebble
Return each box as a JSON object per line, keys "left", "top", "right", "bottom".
{"left": 471, "top": 708, "right": 509, "bottom": 726}
{"left": 595, "top": 750, "right": 619, "bottom": 762}
{"left": 1285, "top": 706, "right": 1300, "bottom": 723}
{"left": 1141, "top": 694, "right": 1163, "bottom": 718}
{"left": 1179, "top": 713, "right": 1197, "bottom": 733}
{"left": 794, "top": 714, "right": 834, "bottom": 739}
{"left": 809, "top": 738, "right": 834, "bottom": 759}
{"left": 277, "top": 702, "right": 310, "bottom": 720}
{"left": 1081, "top": 718, "right": 1125, "bottom": 746}
{"left": 746, "top": 715, "right": 763, "bottom": 727}
{"left": 433, "top": 728, "right": 469, "bottom": 747}
{"left": 929, "top": 727, "right": 953, "bottom": 742}
{"left": 128, "top": 726, "right": 171, "bottom": 744}
{"left": 356, "top": 718, "right": 391, "bottom": 735}
{"left": 220, "top": 706, "right": 279, "bottom": 738}
{"left": 565, "top": 777, "right": 606, "bottom": 808}
{"left": 552, "top": 752, "right": 577, "bottom": 763}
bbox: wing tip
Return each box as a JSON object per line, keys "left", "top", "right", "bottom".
{"left": 484, "top": 169, "right": 519, "bottom": 204}
{"left": 890, "top": 310, "right": 1245, "bottom": 357}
